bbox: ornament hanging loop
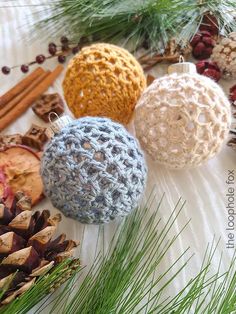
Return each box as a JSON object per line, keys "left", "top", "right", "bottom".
{"left": 49, "top": 113, "right": 73, "bottom": 135}
{"left": 49, "top": 112, "right": 60, "bottom": 124}
{"left": 179, "top": 55, "right": 185, "bottom": 63}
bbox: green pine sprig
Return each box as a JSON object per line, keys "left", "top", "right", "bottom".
{"left": 0, "top": 194, "right": 236, "bottom": 313}
{"left": 29, "top": 195, "right": 236, "bottom": 314}
{"left": 29, "top": 0, "right": 236, "bottom": 52}
{"left": 58, "top": 205, "right": 236, "bottom": 314}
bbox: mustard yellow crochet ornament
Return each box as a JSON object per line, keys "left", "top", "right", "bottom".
{"left": 63, "top": 43, "right": 146, "bottom": 124}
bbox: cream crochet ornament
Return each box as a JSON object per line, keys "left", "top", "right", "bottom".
{"left": 134, "top": 63, "right": 231, "bottom": 169}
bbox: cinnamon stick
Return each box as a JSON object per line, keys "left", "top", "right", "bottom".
{"left": 0, "top": 67, "right": 45, "bottom": 109}
{"left": 0, "top": 71, "right": 51, "bottom": 119}
{"left": 0, "top": 65, "right": 64, "bottom": 131}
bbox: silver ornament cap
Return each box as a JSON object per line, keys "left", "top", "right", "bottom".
{"left": 168, "top": 56, "right": 197, "bottom": 75}
{"left": 49, "top": 113, "right": 73, "bottom": 135}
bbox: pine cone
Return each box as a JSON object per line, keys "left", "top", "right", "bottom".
{"left": 211, "top": 33, "right": 236, "bottom": 79}
{"left": 0, "top": 191, "right": 79, "bottom": 305}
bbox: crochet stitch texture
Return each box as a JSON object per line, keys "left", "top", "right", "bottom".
{"left": 41, "top": 117, "right": 147, "bottom": 224}
{"left": 134, "top": 73, "right": 231, "bottom": 169}
{"left": 63, "top": 43, "right": 146, "bottom": 124}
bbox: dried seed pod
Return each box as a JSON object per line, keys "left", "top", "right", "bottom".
{"left": 190, "top": 30, "right": 215, "bottom": 60}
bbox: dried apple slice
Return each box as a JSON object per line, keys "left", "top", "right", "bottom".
{"left": 0, "top": 146, "right": 44, "bottom": 205}
{"left": 0, "top": 170, "right": 14, "bottom": 208}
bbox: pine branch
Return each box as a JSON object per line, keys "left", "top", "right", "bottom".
{"left": 34, "top": 195, "right": 236, "bottom": 314}
{"left": 29, "top": 0, "right": 236, "bottom": 52}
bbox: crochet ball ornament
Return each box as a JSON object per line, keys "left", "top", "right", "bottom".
{"left": 41, "top": 117, "right": 147, "bottom": 224}
{"left": 63, "top": 43, "right": 146, "bottom": 124}
{"left": 134, "top": 63, "right": 231, "bottom": 169}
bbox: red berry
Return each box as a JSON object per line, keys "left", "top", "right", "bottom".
{"left": 36, "top": 54, "right": 45, "bottom": 64}
{"left": 49, "top": 42, "right": 56, "bottom": 48}
{"left": 21, "top": 64, "right": 29, "bottom": 73}
{"left": 48, "top": 45, "right": 57, "bottom": 56}
{"left": 1, "top": 66, "right": 10, "bottom": 75}
{"left": 58, "top": 55, "right": 66, "bottom": 63}
{"left": 60, "top": 36, "right": 69, "bottom": 44}
{"left": 72, "top": 46, "right": 80, "bottom": 54}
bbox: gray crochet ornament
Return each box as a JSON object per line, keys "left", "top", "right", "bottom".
{"left": 41, "top": 117, "right": 147, "bottom": 224}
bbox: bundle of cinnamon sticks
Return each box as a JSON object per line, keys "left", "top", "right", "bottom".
{"left": 0, "top": 65, "right": 63, "bottom": 132}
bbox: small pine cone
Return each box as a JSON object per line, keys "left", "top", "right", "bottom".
{"left": 190, "top": 30, "right": 215, "bottom": 60}
{"left": 196, "top": 60, "right": 221, "bottom": 82}
{"left": 230, "top": 85, "right": 236, "bottom": 106}
{"left": 0, "top": 192, "right": 79, "bottom": 305}
{"left": 211, "top": 33, "right": 236, "bottom": 79}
